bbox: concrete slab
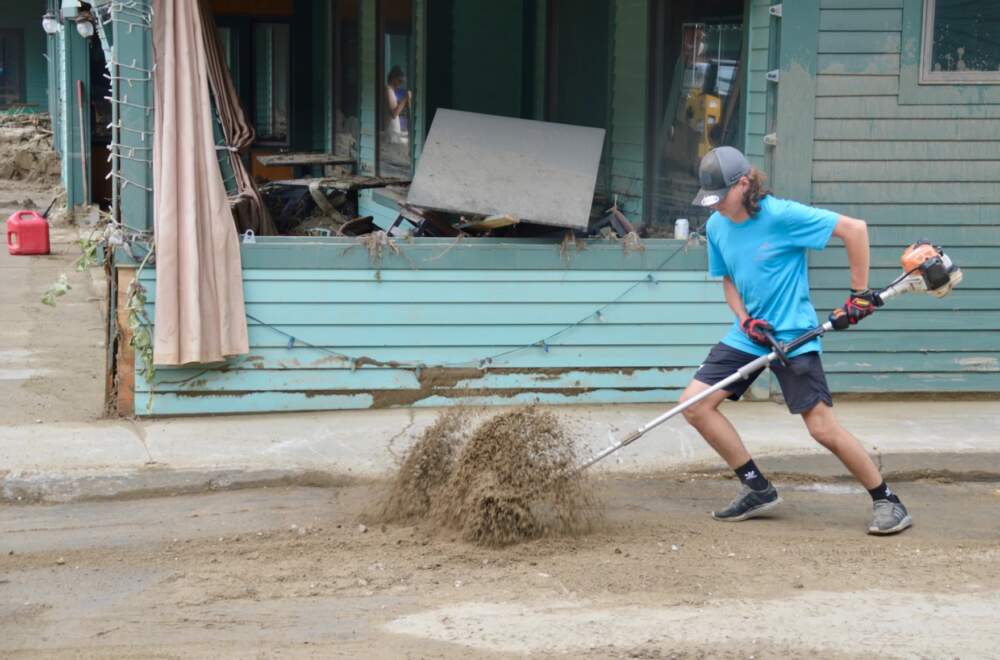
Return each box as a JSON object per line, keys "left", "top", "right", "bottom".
{"left": 0, "top": 220, "right": 106, "bottom": 425}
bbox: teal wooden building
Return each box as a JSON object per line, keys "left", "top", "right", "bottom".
{"left": 45, "top": 0, "right": 1000, "bottom": 416}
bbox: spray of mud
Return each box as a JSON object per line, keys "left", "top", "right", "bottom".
{"left": 378, "top": 407, "right": 597, "bottom": 547}
{"left": 378, "top": 409, "right": 470, "bottom": 522}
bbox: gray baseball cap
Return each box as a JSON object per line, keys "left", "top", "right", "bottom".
{"left": 692, "top": 146, "right": 752, "bottom": 207}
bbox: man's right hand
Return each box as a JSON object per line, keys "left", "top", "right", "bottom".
{"left": 741, "top": 317, "right": 774, "bottom": 346}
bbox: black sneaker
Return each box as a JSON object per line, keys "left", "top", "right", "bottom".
{"left": 712, "top": 483, "right": 782, "bottom": 522}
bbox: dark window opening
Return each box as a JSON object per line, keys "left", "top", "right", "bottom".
{"left": 0, "top": 29, "right": 25, "bottom": 109}
{"left": 90, "top": 36, "right": 114, "bottom": 210}
{"left": 215, "top": 17, "right": 292, "bottom": 146}
{"left": 647, "top": 0, "right": 746, "bottom": 236}
{"left": 333, "top": 0, "right": 361, "bottom": 159}
{"left": 252, "top": 22, "right": 291, "bottom": 143}
{"left": 423, "top": 0, "right": 541, "bottom": 132}
{"left": 545, "top": 0, "right": 610, "bottom": 130}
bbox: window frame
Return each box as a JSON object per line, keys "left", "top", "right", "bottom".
{"left": 919, "top": 0, "right": 1000, "bottom": 85}
{"left": 643, "top": 1, "right": 749, "bottom": 231}
{"left": 250, "top": 20, "right": 292, "bottom": 146}
{"left": 214, "top": 15, "right": 292, "bottom": 147}
{"left": 375, "top": 0, "right": 415, "bottom": 178}
{"left": 899, "top": 0, "right": 1000, "bottom": 104}
{"left": 331, "top": 0, "right": 361, "bottom": 160}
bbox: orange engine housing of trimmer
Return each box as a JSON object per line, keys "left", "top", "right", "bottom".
{"left": 901, "top": 241, "right": 941, "bottom": 273}
{"left": 900, "top": 240, "right": 960, "bottom": 296}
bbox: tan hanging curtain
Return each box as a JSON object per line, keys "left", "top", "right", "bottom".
{"left": 197, "top": 0, "right": 277, "bottom": 236}
{"left": 151, "top": 0, "right": 249, "bottom": 366}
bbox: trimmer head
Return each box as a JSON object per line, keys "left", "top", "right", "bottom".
{"left": 898, "top": 241, "right": 963, "bottom": 298}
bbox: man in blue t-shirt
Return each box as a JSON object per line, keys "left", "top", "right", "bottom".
{"left": 680, "top": 146, "right": 911, "bottom": 536}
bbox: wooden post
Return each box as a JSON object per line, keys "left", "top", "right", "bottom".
{"left": 115, "top": 267, "right": 136, "bottom": 417}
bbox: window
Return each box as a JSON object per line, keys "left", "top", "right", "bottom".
{"left": 921, "top": 0, "right": 1000, "bottom": 84}
{"left": 647, "top": 1, "right": 745, "bottom": 235}
{"left": 253, "top": 23, "right": 291, "bottom": 143}
{"left": 334, "top": 0, "right": 361, "bottom": 159}
{"left": 0, "top": 29, "right": 25, "bottom": 108}
{"left": 214, "top": 18, "right": 290, "bottom": 146}
{"left": 377, "top": 0, "right": 413, "bottom": 177}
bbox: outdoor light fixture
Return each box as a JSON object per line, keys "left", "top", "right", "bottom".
{"left": 75, "top": 12, "right": 95, "bottom": 39}
{"left": 41, "top": 11, "right": 61, "bottom": 35}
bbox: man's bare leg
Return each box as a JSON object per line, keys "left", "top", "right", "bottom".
{"left": 801, "top": 401, "right": 912, "bottom": 534}
{"left": 679, "top": 379, "right": 781, "bottom": 521}
{"left": 800, "top": 402, "right": 881, "bottom": 489}
{"left": 678, "top": 379, "right": 751, "bottom": 469}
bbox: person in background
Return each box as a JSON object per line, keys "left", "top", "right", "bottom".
{"left": 384, "top": 66, "right": 411, "bottom": 144}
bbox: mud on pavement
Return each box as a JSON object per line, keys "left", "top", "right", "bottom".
{"left": 2, "top": 462, "right": 999, "bottom": 659}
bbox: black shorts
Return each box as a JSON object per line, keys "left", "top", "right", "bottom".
{"left": 693, "top": 343, "right": 833, "bottom": 415}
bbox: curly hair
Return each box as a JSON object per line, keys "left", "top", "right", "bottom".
{"left": 742, "top": 167, "right": 771, "bottom": 216}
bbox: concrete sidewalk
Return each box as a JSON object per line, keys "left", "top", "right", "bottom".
{"left": 1, "top": 213, "right": 107, "bottom": 427}
{"left": 2, "top": 400, "right": 999, "bottom": 502}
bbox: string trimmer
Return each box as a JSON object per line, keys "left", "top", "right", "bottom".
{"left": 573, "top": 241, "right": 963, "bottom": 474}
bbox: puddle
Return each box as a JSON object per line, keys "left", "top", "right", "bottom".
{"left": 782, "top": 482, "right": 865, "bottom": 496}
{"left": 0, "top": 368, "right": 49, "bottom": 381}
{"left": 0, "top": 349, "right": 37, "bottom": 364}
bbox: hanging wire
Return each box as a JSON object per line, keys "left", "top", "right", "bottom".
{"left": 109, "top": 58, "right": 155, "bottom": 74}
{"left": 105, "top": 95, "right": 154, "bottom": 115}
{"left": 104, "top": 71, "right": 153, "bottom": 88}
{"left": 107, "top": 149, "right": 152, "bottom": 165}
{"left": 109, "top": 172, "right": 153, "bottom": 192}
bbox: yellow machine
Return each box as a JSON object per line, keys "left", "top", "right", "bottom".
{"left": 684, "top": 89, "right": 722, "bottom": 160}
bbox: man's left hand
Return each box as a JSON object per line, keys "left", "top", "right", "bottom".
{"left": 840, "top": 288, "right": 883, "bottom": 325}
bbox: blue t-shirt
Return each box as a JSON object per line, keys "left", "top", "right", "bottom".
{"left": 707, "top": 195, "right": 839, "bottom": 357}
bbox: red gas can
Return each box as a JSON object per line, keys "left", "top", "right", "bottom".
{"left": 6, "top": 211, "right": 51, "bottom": 256}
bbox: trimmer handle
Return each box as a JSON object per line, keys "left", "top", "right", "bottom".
{"left": 760, "top": 328, "right": 789, "bottom": 367}
{"left": 828, "top": 307, "right": 851, "bottom": 331}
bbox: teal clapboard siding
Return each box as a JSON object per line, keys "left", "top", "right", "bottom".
{"left": 810, "top": 0, "right": 1000, "bottom": 393}
{"left": 607, "top": 0, "right": 647, "bottom": 221}
{"left": 135, "top": 239, "right": 732, "bottom": 416}
{"left": 744, "top": 0, "right": 774, "bottom": 168}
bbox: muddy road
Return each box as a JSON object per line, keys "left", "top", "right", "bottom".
{"left": 2, "top": 461, "right": 999, "bottom": 659}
